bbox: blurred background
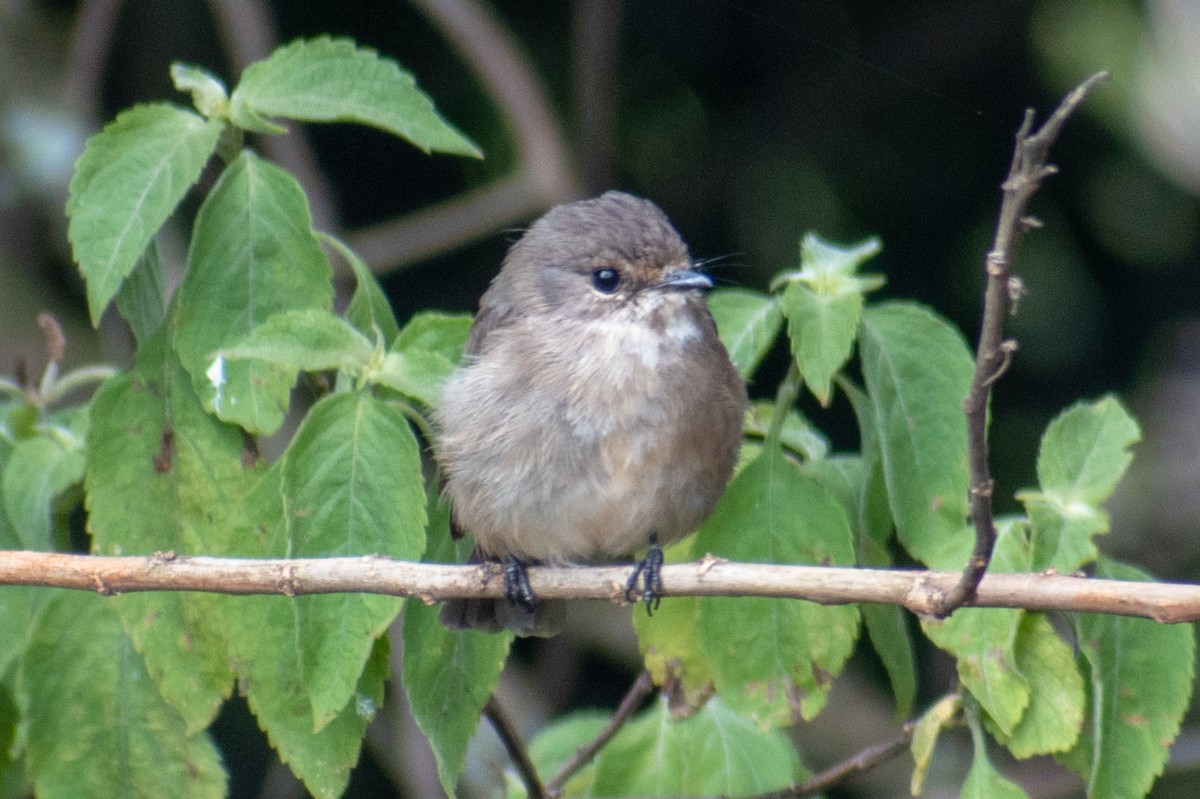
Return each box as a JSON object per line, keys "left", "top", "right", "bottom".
{"left": 2, "top": 0, "right": 1199, "bottom": 796}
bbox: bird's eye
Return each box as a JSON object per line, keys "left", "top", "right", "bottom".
{"left": 591, "top": 268, "right": 621, "bottom": 294}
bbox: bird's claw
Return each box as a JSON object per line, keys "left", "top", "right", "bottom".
{"left": 502, "top": 556, "right": 537, "bottom": 613}
{"left": 625, "top": 535, "right": 664, "bottom": 615}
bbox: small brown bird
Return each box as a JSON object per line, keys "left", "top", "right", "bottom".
{"left": 437, "top": 191, "right": 746, "bottom": 635}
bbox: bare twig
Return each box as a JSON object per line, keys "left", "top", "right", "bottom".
{"left": 484, "top": 696, "right": 547, "bottom": 799}
{"left": 545, "top": 670, "right": 655, "bottom": 793}
{"left": 785, "top": 722, "right": 916, "bottom": 798}
{"left": 938, "top": 71, "right": 1110, "bottom": 616}
{"left": 2, "top": 550, "right": 1200, "bottom": 623}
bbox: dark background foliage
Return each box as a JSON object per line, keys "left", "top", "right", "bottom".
{"left": 2, "top": 1, "right": 1198, "bottom": 796}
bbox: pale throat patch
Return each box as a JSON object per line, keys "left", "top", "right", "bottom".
{"left": 576, "top": 297, "right": 702, "bottom": 369}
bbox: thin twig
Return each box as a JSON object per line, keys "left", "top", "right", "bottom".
{"left": 545, "top": 670, "right": 655, "bottom": 794}
{"left": 483, "top": 696, "right": 547, "bottom": 799}
{"left": 2, "top": 550, "right": 1200, "bottom": 622}
{"left": 937, "top": 71, "right": 1109, "bottom": 616}
{"left": 784, "top": 722, "right": 916, "bottom": 798}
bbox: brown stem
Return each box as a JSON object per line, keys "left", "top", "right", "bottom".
{"left": 483, "top": 695, "right": 547, "bottom": 799}
{"left": 936, "top": 71, "right": 1110, "bottom": 616}
{"left": 545, "top": 670, "right": 654, "bottom": 793}
{"left": 784, "top": 722, "right": 916, "bottom": 798}
{"left": 2, "top": 551, "right": 1200, "bottom": 622}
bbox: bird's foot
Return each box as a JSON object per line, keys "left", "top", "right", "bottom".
{"left": 502, "top": 555, "right": 537, "bottom": 613}
{"left": 625, "top": 534, "right": 664, "bottom": 615}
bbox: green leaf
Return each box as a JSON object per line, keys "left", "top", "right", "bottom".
{"left": 634, "top": 538, "right": 714, "bottom": 714}
{"left": 2, "top": 434, "right": 84, "bottom": 551}
{"left": 372, "top": 311, "right": 472, "bottom": 406}
{"left": 987, "top": 613, "right": 1084, "bottom": 758}
{"left": 694, "top": 446, "right": 859, "bottom": 724}
{"left": 859, "top": 302, "right": 974, "bottom": 565}
{"left": 962, "top": 706, "right": 1031, "bottom": 799}
{"left": 771, "top": 233, "right": 884, "bottom": 292}
{"left": 1058, "top": 558, "right": 1195, "bottom": 799}
{"left": 803, "top": 456, "right": 914, "bottom": 716}
{"left": 15, "top": 592, "right": 226, "bottom": 799}
{"left": 170, "top": 63, "right": 230, "bottom": 120}
{"left": 280, "top": 392, "right": 425, "bottom": 728}
{"left": 1019, "top": 396, "right": 1141, "bottom": 572}
{"left": 781, "top": 281, "right": 862, "bottom": 406}
{"left": 910, "top": 693, "right": 961, "bottom": 796}
{"left": 404, "top": 496, "right": 512, "bottom": 796}
{"left": 321, "top": 233, "right": 401, "bottom": 344}
{"left": 585, "top": 696, "right": 802, "bottom": 796}
{"left": 708, "top": 288, "right": 783, "bottom": 379}
{"left": 230, "top": 36, "right": 480, "bottom": 157}
{"left": 114, "top": 238, "right": 167, "bottom": 344}
{"left": 227, "top": 576, "right": 389, "bottom": 799}
{"left": 923, "top": 521, "right": 1031, "bottom": 735}
{"left": 67, "top": 104, "right": 222, "bottom": 324}
{"left": 217, "top": 309, "right": 373, "bottom": 374}
{"left": 86, "top": 333, "right": 249, "bottom": 730}
{"left": 391, "top": 311, "right": 473, "bottom": 366}
{"left": 742, "top": 401, "right": 828, "bottom": 461}
{"left": 172, "top": 150, "right": 333, "bottom": 434}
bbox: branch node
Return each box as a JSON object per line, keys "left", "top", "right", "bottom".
{"left": 276, "top": 566, "right": 299, "bottom": 598}
{"left": 93, "top": 574, "right": 114, "bottom": 596}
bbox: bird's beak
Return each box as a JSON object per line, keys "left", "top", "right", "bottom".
{"left": 656, "top": 267, "right": 714, "bottom": 291}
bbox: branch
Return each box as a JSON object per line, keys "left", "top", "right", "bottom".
{"left": 763, "top": 722, "right": 916, "bottom": 799}
{"left": 484, "top": 696, "right": 547, "bottom": 799}
{"left": 940, "top": 71, "right": 1110, "bottom": 615}
{"left": 1, "top": 550, "right": 1199, "bottom": 623}
{"left": 545, "top": 670, "right": 654, "bottom": 793}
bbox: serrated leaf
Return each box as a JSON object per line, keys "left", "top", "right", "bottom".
{"left": 392, "top": 311, "right": 473, "bottom": 366}
{"left": 86, "top": 332, "right": 249, "bottom": 730}
{"left": 280, "top": 392, "right": 425, "bottom": 728}
{"left": 1020, "top": 396, "right": 1140, "bottom": 572}
{"left": 15, "top": 592, "right": 225, "bottom": 799}
{"left": 172, "top": 150, "right": 332, "bottom": 434}
{"left": 67, "top": 104, "right": 222, "bottom": 324}
{"left": 321, "top": 233, "right": 401, "bottom": 344}
{"left": 2, "top": 435, "right": 84, "bottom": 551}
{"left": 781, "top": 281, "right": 862, "bottom": 405}
{"left": 230, "top": 36, "right": 480, "bottom": 157}
{"left": 586, "top": 696, "right": 802, "bottom": 796}
{"left": 859, "top": 302, "right": 974, "bottom": 565}
{"left": 217, "top": 309, "right": 373, "bottom": 374}
{"left": 923, "top": 521, "right": 1031, "bottom": 735}
{"left": 374, "top": 349, "right": 457, "bottom": 408}
{"left": 231, "top": 589, "right": 389, "bottom": 799}
{"left": 404, "top": 497, "right": 511, "bottom": 796}
{"left": 987, "top": 613, "right": 1084, "bottom": 758}
{"left": 114, "top": 238, "right": 166, "bottom": 344}
{"left": 910, "top": 693, "right": 961, "bottom": 796}
{"left": 1058, "top": 558, "right": 1195, "bottom": 799}
{"left": 803, "top": 455, "right": 914, "bottom": 717}
{"left": 708, "top": 288, "right": 783, "bottom": 379}
{"left": 694, "top": 446, "right": 859, "bottom": 725}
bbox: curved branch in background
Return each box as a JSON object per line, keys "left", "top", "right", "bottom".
{"left": 207, "top": 0, "right": 338, "bottom": 233}
{"left": 65, "top": 0, "right": 123, "bottom": 120}
{"left": 936, "top": 71, "right": 1110, "bottom": 616}
{"left": 344, "top": 0, "right": 581, "bottom": 273}
{"left": 572, "top": 0, "right": 622, "bottom": 193}
{"left": 484, "top": 696, "right": 547, "bottom": 799}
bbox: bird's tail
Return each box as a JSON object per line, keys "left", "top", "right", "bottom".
{"left": 439, "top": 596, "right": 564, "bottom": 637}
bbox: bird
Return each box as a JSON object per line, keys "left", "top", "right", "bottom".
{"left": 436, "top": 191, "right": 746, "bottom": 635}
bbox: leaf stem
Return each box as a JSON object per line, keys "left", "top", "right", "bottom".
{"left": 765, "top": 361, "right": 803, "bottom": 452}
